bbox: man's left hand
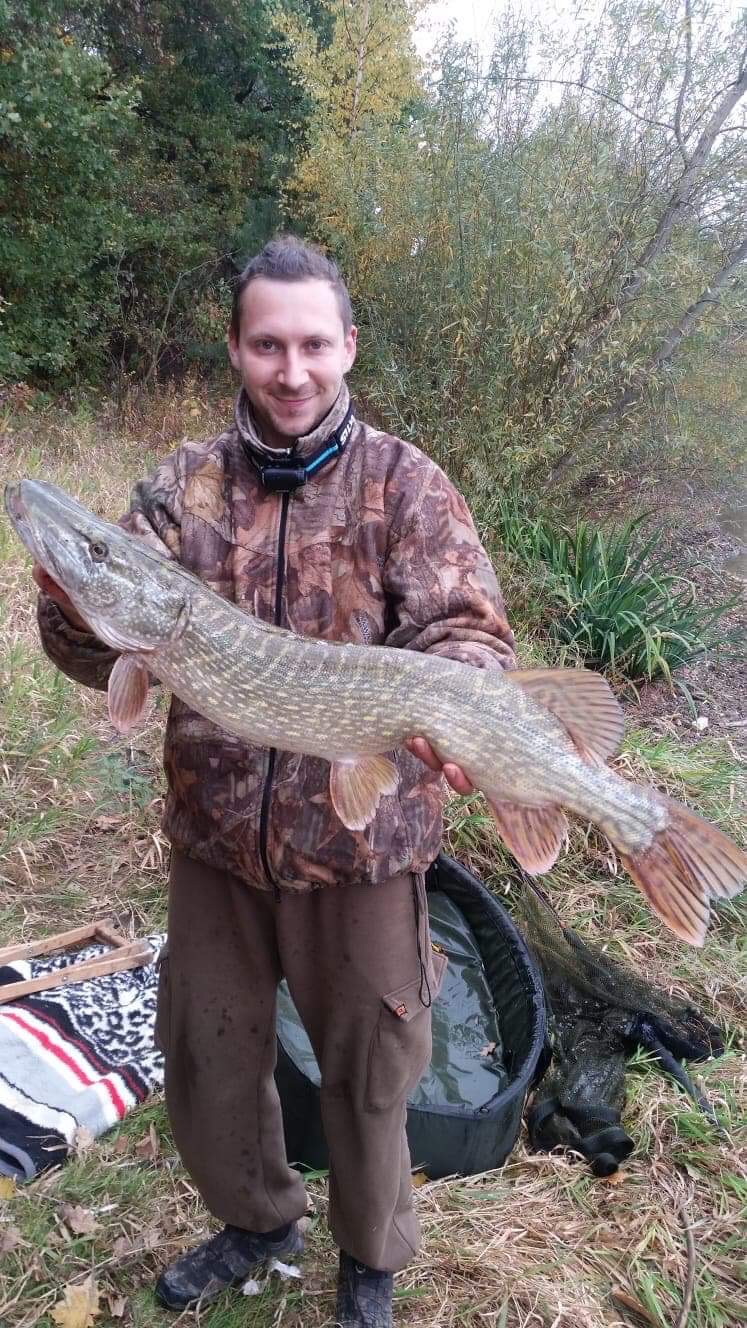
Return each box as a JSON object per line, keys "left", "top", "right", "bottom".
{"left": 405, "top": 738, "right": 475, "bottom": 795}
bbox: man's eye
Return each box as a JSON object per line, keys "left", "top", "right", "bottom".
{"left": 308, "top": 339, "right": 326, "bottom": 351}
{"left": 257, "top": 340, "right": 275, "bottom": 351}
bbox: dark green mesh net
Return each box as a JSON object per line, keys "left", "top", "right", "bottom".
{"left": 513, "top": 878, "right": 725, "bottom": 1175}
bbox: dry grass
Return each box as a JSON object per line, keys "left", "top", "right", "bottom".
{"left": 0, "top": 391, "right": 745, "bottom": 1327}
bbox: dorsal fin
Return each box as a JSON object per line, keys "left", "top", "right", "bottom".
{"left": 508, "top": 668, "right": 624, "bottom": 764}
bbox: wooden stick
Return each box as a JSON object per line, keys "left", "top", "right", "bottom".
{"left": 93, "top": 922, "right": 129, "bottom": 950}
{"left": 0, "top": 921, "right": 122, "bottom": 964}
{"left": 0, "top": 941, "right": 154, "bottom": 1005}
{"left": 674, "top": 1198, "right": 697, "bottom": 1328}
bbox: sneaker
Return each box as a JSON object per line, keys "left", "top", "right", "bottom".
{"left": 335, "top": 1249, "right": 394, "bottom": 1328}
{"left": 155, "top": 1221, "right": 303, "bottom": 1311}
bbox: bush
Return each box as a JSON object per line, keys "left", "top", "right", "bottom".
{"left": 489, "top": 496, "right": 741, "bottom": 682}
{"left": 0, "top": 28, "right": 140, "bottom": 381}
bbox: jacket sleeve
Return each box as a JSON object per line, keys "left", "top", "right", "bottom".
{"left": 36, "top": 450, "right": 184, "bottom": 692}
{"left": 383, "top": 462, "right": 516, "bottom": 671}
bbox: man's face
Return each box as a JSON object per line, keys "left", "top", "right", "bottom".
{"left": 228, "top": 277, "right": 357, "bottom": 447}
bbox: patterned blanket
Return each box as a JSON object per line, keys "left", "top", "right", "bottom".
{"left": 0, "top": 936, "right": 165, "bottom": 1179}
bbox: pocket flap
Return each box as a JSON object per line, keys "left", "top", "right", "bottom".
{"left": 381, "top": 976, "right": 426, "bottom": 1023}
{"left": 381, "top": 950, "right": 449, "bottom": 1021}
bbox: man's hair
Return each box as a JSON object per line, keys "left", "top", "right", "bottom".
{"left": 230, "top": 234, "right": 353, "bottom": 339}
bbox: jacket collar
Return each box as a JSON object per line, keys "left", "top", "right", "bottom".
{"left": 234, "top": 383, "right": 352, "bottom": 464}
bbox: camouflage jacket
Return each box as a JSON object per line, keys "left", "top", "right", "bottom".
{"left": 37, "top": 384, "right": 516, "bottom": 892}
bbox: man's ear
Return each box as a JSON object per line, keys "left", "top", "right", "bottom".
{"left": 343, "top": 325, "right": 358, "bottom": 374}
{"left": 227, "top": 327, "right": 241, "bottom": 371}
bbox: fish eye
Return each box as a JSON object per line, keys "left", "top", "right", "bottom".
{"left": 90, "top": 541, "right": 109, "bottom": 562}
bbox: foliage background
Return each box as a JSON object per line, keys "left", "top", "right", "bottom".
{"left": 2, "top": 0, "right": 744, "bottom": 493}
{"left": 0, "top": 6, "right": 745, "bottom": 1325}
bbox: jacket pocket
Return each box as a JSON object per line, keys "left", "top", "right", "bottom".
{"left": 365, "top": 970, "right": 442, "bottom": 1114}
{"left": 154, "top": 945, "right": 171, "bottom": 1054}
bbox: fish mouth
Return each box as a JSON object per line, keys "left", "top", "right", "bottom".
{"left": 4, "top": 481, "right": 44, "bottom": 565}
{"left": 4, "top": 478, "right": 95, "bottom": 595}
{"left": 4, "top": 481, "right": 25, "bottom": 524}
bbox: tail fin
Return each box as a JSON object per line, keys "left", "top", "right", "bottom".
{"left": 621, "top": 800, "right": 746, "bottom": 946}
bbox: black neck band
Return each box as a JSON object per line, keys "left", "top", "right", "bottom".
{"left": 244, "top": 405, "right": 356, "bottom": 492}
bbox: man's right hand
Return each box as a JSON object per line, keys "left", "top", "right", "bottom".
{"left": 32, "top": 563, "right": 92, "bottom": 632}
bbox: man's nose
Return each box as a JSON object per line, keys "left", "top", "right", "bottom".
{"left": 277, "top": 349, "right": 308, "bottom": 391}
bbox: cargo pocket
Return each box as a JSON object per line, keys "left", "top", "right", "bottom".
{"left": 430, "top": 948, "right": 448, "bottom": 1001}
{"left": 365, "top": 963, "right": 446, "bottom": 1114}
{"left": 154, "top": 944, "right": 171, "bottom": 1054}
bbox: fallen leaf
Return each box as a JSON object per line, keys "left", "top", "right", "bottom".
{"left": 610, "top": 1287, "right": 658, "bottom": 1325}
{"left": 107, "top": 1293, "right": 127, "bottom": 1318}
{"left": 26, "top": 1250, "right": 45, "bottom": 1278}
{"left": 111, "top": 1235, "right": 135, "bottom": 1259}
{"left": 61, "top": 1204, "right": 98, "bottom": 1236}
{"left": 0, "top": 1176, "right": 17, "bottom": 1200}
{"left": 112, "top": 1136, "right": 129, "bottom": 1155}
{"left": 50, "top": 1274, "right": 100, "bottom": 1328}
{"left": 139, "top": 1225, "right": 162, "bottom": 1250}
{"left": 411, "top": 1171, "right": 429, "bottom": 1188}
{"left": 71, "top": 1126, "right": 95, "bottom": 1156}
{"left": 134, "top": 1123, "right": 159, "bottom": 1163}
{"left": 93, "top": 815, "right": 123, "bottom": 831}
{"left": 0, "top": 1224, "right": 22, "bottom": 1253}
{"left": 601, "top": 1169, "right": 627, "bottom": 1185}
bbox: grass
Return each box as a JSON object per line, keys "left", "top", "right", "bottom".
{"left": 479, "top": 491, "right": 743, "bottom": 684}
{"left": 0, "top": 391, "right": 745, "bottom": 1327}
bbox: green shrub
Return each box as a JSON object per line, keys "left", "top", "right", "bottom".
{"left": 488, "top": 496, "right": 741, "bottom": 682}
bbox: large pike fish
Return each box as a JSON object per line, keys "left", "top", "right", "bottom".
{"left": 5, "top": 478, "right": 745, "bottom": 945}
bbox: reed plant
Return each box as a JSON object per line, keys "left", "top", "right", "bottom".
{"left": 486, "top": 493, "right": 741, "bottom": 682}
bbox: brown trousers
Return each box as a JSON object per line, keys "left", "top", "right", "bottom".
{"left": 156, "top": 850, "right": 443, "bottom": 1272}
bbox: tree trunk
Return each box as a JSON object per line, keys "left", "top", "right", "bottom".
{"left": 619, "top": 64, "right": 747, "bottom": 309}
{"left": 546, "top": 53, "right": 747, "bottom": 398}
{"left": 349, "top": 0, "right": 371, "bottom": 136}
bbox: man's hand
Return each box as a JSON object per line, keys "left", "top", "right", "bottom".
{"left": 405, "top": 737, "right": 475, "bottom": 795}
{"left": 32, "top": 562, "right": 91, "bottom": 632}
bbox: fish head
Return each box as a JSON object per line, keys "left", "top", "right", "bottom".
{"left": 5, "top": 478, "right": 191, "bottom": 653}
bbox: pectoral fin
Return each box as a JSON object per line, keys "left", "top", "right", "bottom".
{"left": 330, "top": 756, "right": 399, "bottom": 831}
{"left": 487, "top": 799, "right": 568, "bottom": 873}
{"left": 108, "top": 653, "right": 152, "bottom": 734}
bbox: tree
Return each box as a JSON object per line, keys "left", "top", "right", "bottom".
{"left": 0, "top": 6, "right": 140, "bottom": 379}
{"left": 0, "top": 0, "right": 327, "bottom": 384}
{"left": 286, "top": 0, "right": 745, "bottom": 485}
{"left": 279, "top": 0, "right": 425, "bottom": 291}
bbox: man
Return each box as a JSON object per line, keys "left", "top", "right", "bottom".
{"left": 35, "top": 235, "right": 516, "bottom": 1327}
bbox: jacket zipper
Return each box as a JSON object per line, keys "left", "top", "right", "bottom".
{"left": 258, "top": 490, "right": 290, "bottom": 893}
